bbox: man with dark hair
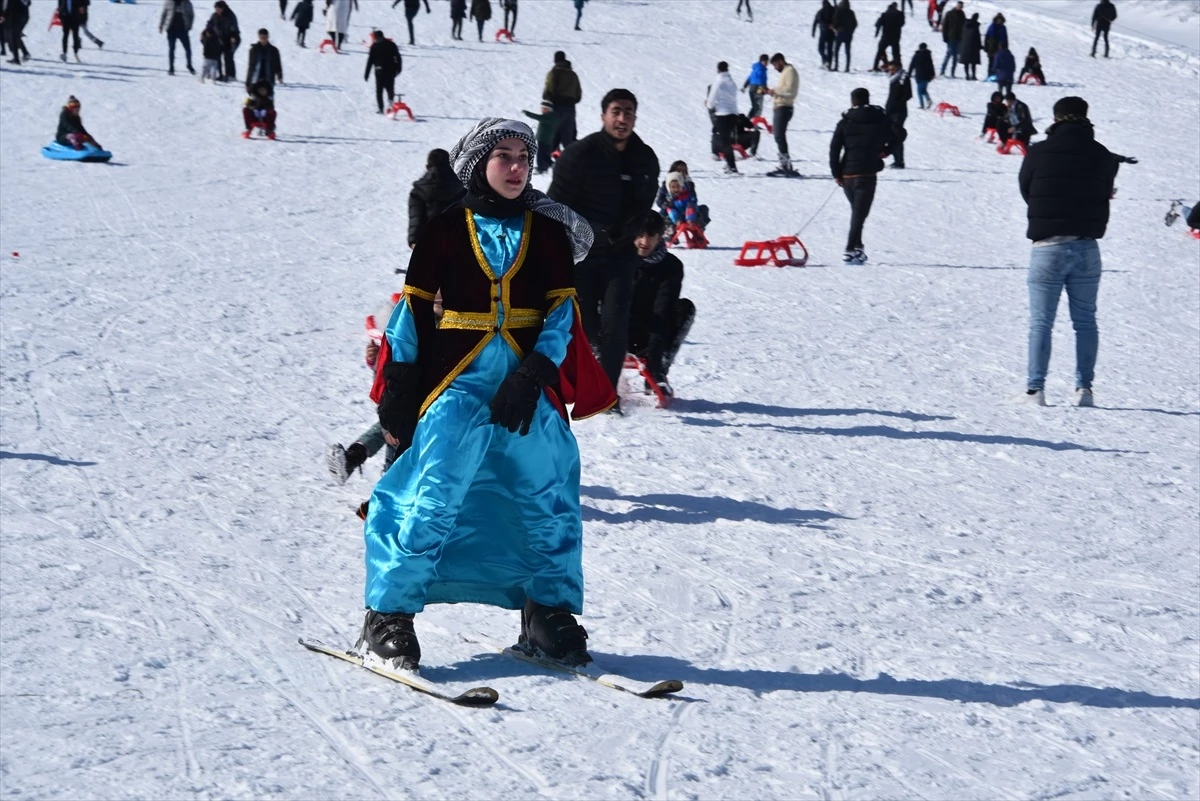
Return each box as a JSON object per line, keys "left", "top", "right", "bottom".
{"left": 872, "top": 1, "right": 904, "bottom": 71}
{"left": 210, "top": 1, "right": 240, "bottom": 82}
{"left": 1004, "top": 91, "right": 1036, "bottom": 144}
{"left": 406, "top": 148, "right": 464, "bottom": 249}
{"left": 940, "top": 0, "right": 964, "bottom": 76}
{"left": 549, "top": 89, "right": 661, "bottom": 396}
{"left": 1016, "top": 96, "right": 1117, "bottom": 407}
{"left": 829, "top": 87, "right": 895, "bottom": 264}
{"left": 742, "top": 53, "right": 769, "bottom": 119}
{"left": 831, "top": 0, "right": 858, "bottom": 72}
{"left": 812, "top": 0, "right": 836, "bottom": 69}
{"left": 1091, "top": 0, "right": 1117, "bottom": 57}
{"left": 364, "top": 29, "right": 402, "bottom": 114}
{"left": 706, "top": 61, "right": 740, "bottom": 175}
{"left": 884, "top": 59, "right": 908, "bottom": 168}
{"left": 245, "top": 28, "right": 282, "bottom": 93}
{"left": 629, "top": 211, "right": 694, "bottom": 398}
{"left": 543, "top": 50, "right": 582, "bottom": 150}
{"left": 764, "top": 52, "right": 799, "bottom": 176}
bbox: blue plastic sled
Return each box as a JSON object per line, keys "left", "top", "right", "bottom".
{"left": 41, "top": 141, "right": 113, "bottom": 162}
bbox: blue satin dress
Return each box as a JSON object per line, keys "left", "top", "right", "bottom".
{"left": 362, "top": 212, "right": 584, "bottom": 615}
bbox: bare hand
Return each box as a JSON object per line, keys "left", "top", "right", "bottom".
{"left": 383, "top": 430, "right": 399, "bottom": 447}
{"left": 835, "top": 177, "right": 843, "bottom": 186}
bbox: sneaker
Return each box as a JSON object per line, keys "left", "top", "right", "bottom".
{"left": 60, "top": 53, "right": 67, "bottom": 62}
{"left": 1074, "top": 388, "right": 1094, "bottom": 407}
{"left": 168, "top": 67, "right": 175, "bottom": 75}
{"left": 518, "top": 599, "right": 591, "bottom": 666}
{"left": 1017, "top": 388, "right": 1047, "bottom": 406}
{"left": 842, "top": 248, "right": 867, "bottom": 265}
{"left": 327, "top": 441, "right": 368, "bottom": 485}
{"left": 723, "top": 165, "right": 739, "bottom": 175}
{"left": 187, "top": 64, "right": 195, "bottom": 74}
{"left": 1165, "top": 201, "right": 1181, "bottom": 227}
{"left": 356, "top": 610, "right": 420, "bottom": 669}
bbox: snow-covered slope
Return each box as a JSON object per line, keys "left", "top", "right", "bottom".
{"left": 2, "top": 1, "right": 1198, "bottom": 798}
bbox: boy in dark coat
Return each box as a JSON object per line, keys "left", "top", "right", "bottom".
{"left": 290, "top": 0, "right": 313, "bottom": 46}
{"left": 981, "top": 91, "right": 1010, "bottom": 141}
{"left": 829, "top": 87, "right": 896, "bottom": 264}
{"left": 363, "top": 29, "right": 402, "bottom": 114}
{"left": 908, "top": 42, "right": 935, "bottom": 107}
{"left": 831, "top": 0, "right": 857, "bottom": 72}
{"left": 628, "top": 212, "right": 694, "bottom": 397}
{"left": 1005, "top": 92, "right": 1036, "bottom": 144}
{"left": 56, "top": 95, "right": 100, "bottom": 149}
{"left": 1091, "top": 0, "right": 1116, "bottom": 57}
{"left": 406, "top": 149, "right": 465, "bottom": 248}
{"left": 244, "top": 28, "right": 283, "bottom": 93}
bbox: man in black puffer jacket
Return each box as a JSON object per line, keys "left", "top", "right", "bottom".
{"left": 1016, "top": 96, "right": 1118, "bottom": 408}
{"left": 406, "top": 149, "right": 464, "bottom": 249}
{"left": 549, "top": 88, "right": 660, "bottom": 394}
{"left": 829, "top": 87, "right": 895, "bottom": 264}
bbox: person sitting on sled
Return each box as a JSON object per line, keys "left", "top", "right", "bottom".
{"left": 628, "top": 211, "right": 694, "bottom": 398}
{"left": 659, "top": 170, "right": 700, "bottom": 238}
{"left": 358, "top": 117, "right": 616, "bottom": 671}
{"left": 242, "top": 80, "right": 277, "bottom": 138}
{"left": 981, "top": 90, "right": 1010, "bottom": 142}
{"left": 1018, "top": 47, "right": 1045, "bottom": 85}
{"left": 56, "top": 96, "right": 101, "bottom": 150}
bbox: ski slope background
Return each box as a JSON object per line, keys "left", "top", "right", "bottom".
{"left": 2, "top": 0, "right": 1199, "bottom": 798}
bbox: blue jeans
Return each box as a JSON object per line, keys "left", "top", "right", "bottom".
{"left": 357, "top": 421, "right": 397, "bottom": 471}
{"left": 940, "top": 41, "right": 959, "bottom": 75}
{"left": 1026, "top": 239, "right": 1102, "bottom": 391}
{"left": 916, "top": 79, "right": 931, "bottom": 108}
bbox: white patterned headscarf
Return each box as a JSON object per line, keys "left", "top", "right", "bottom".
{"left": 448, "top": 117, "right": 594, "bottom": 263}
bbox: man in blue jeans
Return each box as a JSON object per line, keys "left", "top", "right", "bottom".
{"left": 1017, "top": 96, "right": 1118, "bottom": 407}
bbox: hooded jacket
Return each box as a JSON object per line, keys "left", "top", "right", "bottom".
{"left": 959, "top": 16, "right": 982, "bottom": 65}
{"left": 543, "top": 60, "right": 581, "bottom": 107}
{"left": 875, "top": 5, "right": 904, "bottom": 41}
{"left": 833, "top": 0, "right": 857, "bottom": 36}
{"left": 159, "top": 0, "right": 194, "bottom": 33}
{"left": 1018, "top": 119, "right": 1117, "bottom": 241}
{"left": 1092, "top": 0, "right": 1117, "bottom": 30}
{"left": 941, "top": 5, "right": 964, "bottom": 43}
{"left": 407, "top": 161, "right": 467, "bottom": 246}
{"left": 706, "top": 71, "right": 739, "bottom": 116}
{"left": 909, "top": 45, "right": 935, "bottom": 81}
{"left": 829, "top": 104, "right": 895, "bottom": 178}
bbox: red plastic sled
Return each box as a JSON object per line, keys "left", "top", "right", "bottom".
{"left": 667, "top": 221, "right": 708, "bottom": 250}
{"left": 318, "top": 38, "right": 338, "bottom": 53}
{"left": 734, "top": 236, "right": 808, "bottom": 267}
{"left": 997, "top": 138, "right": 1027, "bottom": 155}
{"left": 242, "top": 122, "right": 275, "bottom": 140}
{"left": 623, "top": 356, "right": 672, "bottom": 409}
{"left": 934, "top": 102, "right": 961, "bottom": 117}
{"left": 494, "top": 28, "right": 514, "bottom": 42}
{"left": 1019, "top": 74, "right": 1045, "bottom": 86}
{"left": 49, "top": 9, "right": 61, "bottom": 29}
{"left": 1190, "top": 229, "right": 1200, "bottom": 240}
{"left": 750, "top": 116, "right": 773, "bottom": 134}
{"left": 386, "top": 99, "right": 416, "bottom": 121}
{"left": 983, "top": 127, "right": 999, "bottom": 143}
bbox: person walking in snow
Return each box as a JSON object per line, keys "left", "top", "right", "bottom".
{"left": 548, "top": 89, "right": 660, "bottom": 394}
{"left": 742, "top": 53, "right": 768, "bottom": 119}
{"left": 449, "top": 0, "right": 465, "bottom": 39}
{"left": 939, "top": 0, "right": 963, "bottom": 76}
{"left": 908, "top": 42, "right": 934, "bottom": 108}
{"left": 469, "top": 0, "right": 490, "bottom": 41}
{"left": 628, "top": 211, "right": 695, "bottom": 399}
{"left": 764, "top": 52, "right": 799, "bottom": 176}
{"left": 198, "top": 21, "right": 222, "bottom": 81}
{"left": 958, "top": 11, "right": 981, "bottom": 80}
{"left": 1, "top": 0, "right": 32, "bottom": 65}
{"left": 813, "top": 0, "right": 835, "bottom": 69}
{"left": 78, "top": 0, "right": 105, "bottom": 51}
{"left": 364, "top": 29, "right": 402, "bottom": 114}
{"left": 500, "top": 0, "right": 516, "bottom": 34}
{"left": 209, "top": 1, "right": 240, "bottom": 81}
{"left": 324, "top": 0, "right": 356, "bottom": 50}
{"left": 160, "top": 0, "right": 195, "bottom": 74}
{"left": 829, "top": 86, "right": 896, "bottom": 265}
{"left": 993, "top": 40, "right": 1016, "bottom": 94}
{"left": 983, "top": 12, "right": 1006, "bottom": 77}
{"left": 358, "top": 117, "right": 613, "bottom": 671}
{"left": 872, "top": 1, "right": 904, "bottom": 72}
{"left": 706, "top": 61, "right": 740, "bottom": 175}
{"left": 736, "top": 0, "right": 752, "bottom": 22}
{"left": 831, "top": 0, "right": 857, "bottom": 72}
{"left": 1091, "top": 0, "right": 1117, "bottom": 58}
{"left": 1016, "top": 96, "right": 1118, "bottom": 408}
{"left": 57, "top": 0, "right": 85, "bottom": 62}
{"left": 392, "top": 0, "right": 429, "bottom": 46}
{"left": 543, "top": 51, "right": 581, "bottom": 150}
{"left": 884, "top": 60, "right": 909, "bottom": 168}
{"left": 407, "top": 148, "right": 466, "bottom": 247}
{"left": 245, "top": 28, "right": 283, "bottom": 93}
{"left": 290, "top": 0, "right": 313, "bottom": 46}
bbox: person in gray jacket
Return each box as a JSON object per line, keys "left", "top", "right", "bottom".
{"left": 159, "top": 0, "right": 195, "bottom": 75}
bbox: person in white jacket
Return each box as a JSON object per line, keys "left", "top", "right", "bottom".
{"left": 765, "top": 52, "right": 800, "bottom": 176}
{"left": 705, "top": 61, "right": 740, "bottom": 174}
{"left": 324, "top": 0, "right": 356, "bottom": 48}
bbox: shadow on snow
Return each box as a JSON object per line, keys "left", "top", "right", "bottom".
{"left": 580, "top": 485, "right": 849, "bottom": 528}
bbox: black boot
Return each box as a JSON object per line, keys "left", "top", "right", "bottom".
{"left": 519, "top": 599, "right": 591, "bottom": 666}
{"left": 357, "top": 610, "right": 420, "bottom": 668}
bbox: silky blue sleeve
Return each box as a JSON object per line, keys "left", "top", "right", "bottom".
{"left": 533, "top": 300, "right": 574, "bottom": 367}
{"left": 385, "top": 298, "right": 420, "bottom": 364}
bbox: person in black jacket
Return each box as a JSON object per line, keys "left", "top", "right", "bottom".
{"left": 543, "top": 51, "right": 582, "bottom": 150}
{"left": 1004, "top": 92, "right": 1036, "bottom": 144}
{"left": 406, "top": 149, "right": 464, "bottom": 249}
{"left": 1018, "top": 47, "right": 1045, "bottom": 84}
{"left": 981, "top": 91, "right": 1010, "bottom": 141}
{"left": 908, "top": 42, "right": 934, "bottom": 107}
{"left": 548, "top": 88, "right": 661, "bottom": 394}
{"left": 958, "top": 11, "right": 981, "bottom": 80}
{"left": 812, "top": 0, "right": 835, "bottom": 69}
{"left": 628, "top": 212, "right": 695, "bottom": 397}
{"left": 160, "top": 0, "right": 196, "bottom": 75}
{"left": 364, "top": 30, "right": 401, "bottom": 113}
{"left": 2, "top": 0, "right": 32, "bottom": 65}
{"left": 939, "top": 0, "right": 963, "bottom": 76}
{"left": 831, "top": 0, "right": 857, "bottom": 72}
{"left": 872, "top": 2, "right": 904, "bottom": 72}
{"left": 829, "top": 87, "right": 896, "bottom": 264}
{"left": 392, "top": 0, "right": 429, "bottom": 46}
{"left": 1016, "top": 96, "right": 1117, "bottom": 407}
{"left": 1091, "top": 0, "right": 1117, "bottom": 57}
{"left": 884, "top": 61, "right": 908, "bottom": 168}
{"left": 210, "top": 1, "right": 240, "bottom": 82}
{"left": 57, "top": 0, "right": 85, "bottom": 62}
{"left": 290, "top": 0, "right": 313, "bottom": 46}
{"left": 245, "top": 29, "right": 282, "bottom": 93}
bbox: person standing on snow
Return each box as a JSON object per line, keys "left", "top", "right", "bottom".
{"left": 469, "top": 0, "right": 490, "bottom": 41}
{"left": 872, "top": 1, "right": 904, "bottom": 71}
{"left": 209, "top": 1, "right": 240, "bottom": 82}
{"left": 812, "top": 1, "right": 835, "bottom": 70}
{"left": 983, "top": 12, "right": 1006, "bottom": 77}
{"left": 958, "top": 11, "right": 981, "bottom": 80}
{"left": 364, "top": 29, "right": 402, "bottom": 114}
{"left": 160, "top": 0, "right": 194, "bottom": 75}
{"left": 325, "top": 0, "right": 356, "bottom": 50}
{"left": 290, "top": 0, "right": 313, "bottom": 47}
{"left": 548, "top": 89, "right": 660, "bottom": 395}
{"left": 764, "top": 52, "right": 799, "bottom": 176}
{"left": 992, "top": 40, "right": 1016, "bottom": 94}
{"left": 908, "top": 42, "right": 934, "bottom": 108}
{"left": 939, "top": 0, "right": 963, "bottom": 76}
{"left": 1016, "top": 96, "right": 1118, "bottom": 408}
{"left": 829, "top": 87, "right": 896, "bottom": 265}
{"left": 1091, "top": 0, "right": 1117, "bottom": 57}
{"left": 884, "top": 60, "right": 909, "bottom": 168}
{"left": 245, "top": 28, "right": 283, "bottom": 94}
{"left": 736, "top": 0, "right": 752, "bottom": 22}
{"left": 359, "top": 117, "right": 614, "bottom": 671}
{"left": 500, "top": 0, "right": 516, "bottom": 34}
{"left": 57, "top": 0, "right": 85, "bottom": 62}
{"left": 831, "top": 0, "right": 857, "bottom": 72}
{"left": 449, "top": 0, "right": 465, "bottom": 40}
{"left": 2, "top": 0, "right": 32, "bottom": 65}
{"left": 741, "top": 53, "right": 768, "bottom": 119}
{"left": 706, "top": 61, "right": 740, "bottom": 175}
{"left": 572, "top": 0, "right": 586, "bottom": 31}
{"left": 392, "top": 0, "right": 429, "bottom": 46}
{"left": 543, "top": 51, "right": 582, "bottom": 150}
{"left": 407, "top": 148, "right": 466, "bottom": 247}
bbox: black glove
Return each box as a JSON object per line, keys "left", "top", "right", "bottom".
{"left": 489, "top": 352, "right": 557, "bottom": 435}
{"left": 377, "top": 362, "right": 421, "bottom": 452}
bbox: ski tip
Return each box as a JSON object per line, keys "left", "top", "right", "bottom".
{"left": 639, "top": 680, "right": 685, "bottom": 698}
{"left": 455, "top": 687, "right": 501, "bottom": 706}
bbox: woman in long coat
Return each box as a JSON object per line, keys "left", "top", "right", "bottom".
{"left": 958, "top": 12, "right": 982, "bottom": 80}
{"left": 324, "top": 0, "right": 355, "bottom": 47}
{"left": 359, "top": 118, "right": 614, "bottom": 671}
{"left": 469, "top": 0, "right": 491, "bottom": 41}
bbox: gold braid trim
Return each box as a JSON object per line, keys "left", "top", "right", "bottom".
{"left": 404, "top": 286, "right": 437, "bottom": 303}
{"left": 438, "top": 310, "right": 496, "bottom": 331}
{"left": 504, "top": 308, "right": 545, "bottom": 329}
{"left": 546, "top": 288, "right": 576, "bottom": 314}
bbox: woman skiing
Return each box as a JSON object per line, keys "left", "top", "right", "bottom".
{"left": 359, "top": 118, "right": 615, "bottom": 671}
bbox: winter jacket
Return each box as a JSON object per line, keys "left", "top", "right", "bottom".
{"left": 984, "top": 21, "right": 1007, "bottom": 56}
{"left": 57, "top": 0, "right": 87, "bottom": 24}
{"left": 772, "top": 63, "right": 798, "bottom": 108}
{"left": 663, "top": 186, "right": 698, "bottom": 225}
{"left": 829, "top": 104, "right": 895, "bottom": 178}
{"left": 55, "top": 108, "right": 88, "bottom": 144}
{"left": 2, "top": 0, "right": 30, "bottom": 34}
{"left": 630, "top": 248, "right": 684, "bottom": 376}
{"left": 959, "top": 17, "right": 982, "bottom": 65}
{"left": 743, "top": 60, "right": 767, "bottom": 90}
{"left": 655, "top": 178, "right": 697, "bottom": 213}
{"left": 1019, "top": 53, "right": 1043, "bottom": 82}
{"left": 832, "top": 1, "right": 857, "bottom": 36}
{"left": 875, "top": 6, "right": 904, "bottom": 41}
{"left": 199, "top": 24, "right": 222, "bottom": 58}
{"left": 325, "top": 0, "right": 355, "bottom": 35}
{"left": 993, "top": 48, "right": 1016, "bottom": 82}
{"left": 885, "top": 71, "right": 910, "bottom": 116}
{"left": 365, "top": 38, "right": 401, "bottom": 78}
{"left": 1018, "top": 120, "right": 1117, "bottom": 241}
{"left": 449, "top": 0, "right": 465, "bottom": 19}
{"left": 1007, "top": 99, "right": 1036, "bottom": 141}
{"left": 706, "top": 72, "right": 738, "bottom": 116}
{"left": 1092, "top": 0, "right": 1117, "bottom": 31}
{"left": 210, "top": 7, "right": 238, "bottom": 44}
{"left": 543, "top": 61, "right": 581, "bottom": 107}
{"left": 941, "top": 6, "right": 964, "bottom": 43}
{"left": 469, "top": 0, "right": 490, "bottom": 22}
{"left": 522, "top": 108, "right": 558, "bottom": 148}
{"left": 812, "top": 1, "right": 834, "bottom": 36}
{"left": 548, "top": 130, "right": 661, "bottom": 255}
{"left": 290, "top": 0, "right": 313, "bottom": 29}
{"left": 908, "top": 46, "right": 935, "bottom": 81}
{"left": 160, "top": 0, "right": 194, "bottom": 33}
{"left": 407, "top": 163, "right": 466, "bottom": 246}
{"left": 982, "top": 100, "right": 1009, "bottom": 136}
{"left": 246, "top": 42, "right": 283, "bottom": 86}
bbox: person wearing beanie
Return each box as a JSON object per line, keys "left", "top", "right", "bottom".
{"left": 1016, "top": 96, "right": 1119, "bottom": 407}
{"left": 705, "top": 61, "right": 740, "bottom": 174}
{"left": 363, "top": 29, "right": 402, "bottom": 114}
{"left": 56, "top": 95, "right": 100, "bottom": 149}
{"left": 358, "top": 118, "right": 614, "bottom": 672}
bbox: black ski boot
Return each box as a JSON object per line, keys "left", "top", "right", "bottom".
{"left": 518, "top": 599, "right": 591, "bottom": 666}
{"left": 357, "top": 609, "right": 421, "bottom": 669}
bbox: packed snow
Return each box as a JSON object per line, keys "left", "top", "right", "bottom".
{"left": 2, "top": 1, "right": 1198, "bottom": 799}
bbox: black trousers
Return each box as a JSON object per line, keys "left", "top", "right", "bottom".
{"left": 221, "top": 40, "right": 238, "bottom": 79}
{"left": 62, "top": 20, "right": 81, "bottom": 54}
{"left": 405, "top": 8, "right": 417, "bottom": 43}
{"left": 833, "top": 33, "right": 852, "bottom": 71}
{"left": 575, "top": 249, "right": 637, "bottom": 390}
{"left": 476, "top": 17, "right": 485, "bottom": 40}
{"left": 503, "top": 5, "right": 516, "bottom": 31}
{"left": 773, "top": 105, "right": 793, "bottom": 157}
{"left": 279, "top": 0, "right": 288, "bottom": 18}
{"left": 714, "top": 114, "right": 737, "bottom": 168}
{"left": 553, "top": 103, "right": 577, "bottom": 149}
{"left": 842, "top": 175, "right": 877, "bottom": 251}
{"left": 1092, "top": 27, "right": 1109, "bottom": 56}
{"left": 818, "top": 30, "right": 834, "bottom": 65}
{"left": 629, "top": 298, "right": 695, "bottom": 378}
{"left": 374, "top": 70, "right": 396, "bottom": 112}
{"left": 888, "top": 110, "right": 906, "bottom": 166}
{"left": 874, "top": 37, "right": 900, "bottom": 69}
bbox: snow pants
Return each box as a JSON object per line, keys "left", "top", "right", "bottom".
{"left": 574, "top": 248, "right": 637, "bottom": 390}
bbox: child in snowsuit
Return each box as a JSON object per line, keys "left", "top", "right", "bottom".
{"left": 242, "top": 81, "right": 277, "bottom": 137}
{"left": 521, "top": 100, "right": 558, "bottom": 174}
{"left": 199, "top": 22, "right": 223, "bottom": 82}
{"left": 1018, "top": 47, "right": 1045, "bottom": 85}
{"left": 290, "top": 0, "right": 313, "bottom": 46}
{"left": 660, "top": 171, "right": 699, "bottom": 232}
{"left": 981, "top": 91, "right": 1010, "bottom": 142}
{"left": 655, "top": 161, "right": 709, "bottom": 231}
{"left": 628, "top": 211, "right": 695, "bottom": 397}
{"left": 55, "top": 95, "right": 99, "bottom": 149}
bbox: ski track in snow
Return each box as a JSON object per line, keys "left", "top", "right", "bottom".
{"left": 2, "top": 1, "right": 1199, "bottom": 799}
